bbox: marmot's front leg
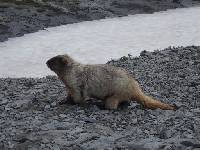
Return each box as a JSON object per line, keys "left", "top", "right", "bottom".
{"left": 59, "top": 90, "right": 74, "bottom": 105}
{"left": 66, "top": 90, "right": 75, "bottom": 103}
{"left": 71, "top": 89, "right": 84, "bottom": 104}
{"left": 59, "top": 89, "right": 84, "bottom": 105}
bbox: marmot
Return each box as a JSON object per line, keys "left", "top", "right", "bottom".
{"left": 46, "top": 54, "right": 176, "bottom": 110}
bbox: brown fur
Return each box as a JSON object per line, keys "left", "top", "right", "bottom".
{"left": 46, "top": 54, "right": 176, "bottom": 110}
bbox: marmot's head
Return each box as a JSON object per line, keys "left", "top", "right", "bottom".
{"left": 46, "top": 54, "right": 75, "bottom": 75}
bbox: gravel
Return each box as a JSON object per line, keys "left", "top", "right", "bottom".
{"left": 0, "top": 46, "right": 200, "bottom": 149}
{"left": 1, "top": 0, "right": 200, "bottom": 42}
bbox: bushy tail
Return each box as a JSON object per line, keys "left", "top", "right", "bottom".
{"left": 131, "top": 86, "right": 176, "bottom": 110}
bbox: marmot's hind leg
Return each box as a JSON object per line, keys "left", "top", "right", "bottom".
{"left": 105, "top": 96, "right": 120, "bottom": 110}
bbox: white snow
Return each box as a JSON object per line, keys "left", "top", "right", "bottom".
{"left": 0, "top": 7, "right": 200, "bottom": 77}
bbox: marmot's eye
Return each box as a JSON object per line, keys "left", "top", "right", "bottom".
{"left": 61, "top": 57, "right": 68, "bottom": 65}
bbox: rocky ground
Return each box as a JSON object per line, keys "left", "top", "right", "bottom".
{"left": 1, "top": 0, "right": 200, "bottom": 42}
{"left": 0, "top": 46, "right": 200, "bottom": 149}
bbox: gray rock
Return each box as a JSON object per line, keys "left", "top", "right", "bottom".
{"left": 51, "top": 101, "right": 57, "bottom": 107}
{"left": 45, "top": 105, "right": 51, "bottom": 109}
{"left": 0, "top": 99, "right": 8, "bottom": 105}
{"left": 59, "top": 114, "right": 67, "bottom": 118}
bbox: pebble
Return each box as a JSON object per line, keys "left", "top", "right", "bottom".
{"left": 132, "top": 118, "right": 138, "bottom": 124}
{"left": 45, "top": 105, "right": 51, "bottom": 109}
{"left": 192, "top": 108, "right": 200, "bottom": 113}
{"left": 52, "top": 145, "right": 60, "bottom": 150}
{"left": 0, "top": 99, "right": 8, "bottom": 105}
{"left": 51, "top": 102, "right": 57, "bottom": 107}
{"left": 59, "top": 114, "right": 67, "bottom": 118}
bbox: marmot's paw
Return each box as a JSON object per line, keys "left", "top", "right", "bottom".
{"left": 58, "top": 96, "right": 75, "bottom": 105}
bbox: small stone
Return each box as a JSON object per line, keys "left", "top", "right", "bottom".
{"left": 51, "top": 101, "right": 57, "bottom": 107}
{"left": 117, "top": 128, "right": 123, "bottom": 131}
{"left": 136, "top": 110, "right": 144, "bottom": 115}
{"left": 82, "top": 117, "right": 97, "bottom": 123}
{"left": 159, "top": 128, "right": 171, "bottom": 139}
{"left": 52, "top": 145, "right": 60, "bottom": 150}
{"left": 144, "top": 130, "right": 149, "bottom": 134}
{"left": 192, "top": 108, "right": 200, "bottom": 113}
{"left": 40, "top": 144, "right": 45, "bottom": 148}
{"left": 59, "top": 114, "right": 67, "bottom": 118}
{"left": 132, "top": 118, "right": 138, "bottom": 124}
{"left": 4, "top": 106, "right": 11, "bottom": 111}
{"left": 45, "top": 105, "right": 50, "bottom": 109}
{"left": 42, "top": 138, "right": 49, "bottom": 144}
{"left": 0, "top": 99, "right": 8, "bottom": 105}
{"left": 8, "top": 141, "right": 14, "bottom": 149}
{"left": 140, "top": 50, "right": 148, "bottom": 56}
{"left": 180, "top": 141, "right": 194, "bottom": 147}
{"left": 149, "top": 114, "right": 156, "bottom": 119}
{"left": 121, "top": 121, "right": 126, "bottom": 124}
{"left": 183, "top": 133, "right": 194, "bottom": 139}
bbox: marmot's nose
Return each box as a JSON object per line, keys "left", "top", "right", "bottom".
{"left": 46, "top": 59, "right": 51, "bottom": 68}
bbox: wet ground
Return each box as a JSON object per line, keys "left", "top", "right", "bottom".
{"left": 0, "top": 46, "right": 200, "bottom": 150}
{"left": 0, "top": 0, "right": 200, "bottom": 42}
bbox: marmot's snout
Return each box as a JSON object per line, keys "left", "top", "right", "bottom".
{"left": 46, "top": 55, "right": 69, "bottom": 74}
{"left": 46, "top": 56, "right": 60, "bottom": 72}
{"left": 46, "top": 58, "right": 54, "bottom": 70}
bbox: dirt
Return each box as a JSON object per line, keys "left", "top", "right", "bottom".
{"left": 0, "top": 0, "right": 200, "bottom": 42}
{"left": 0, "top": 46, "right": 200, "bottom": 150}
